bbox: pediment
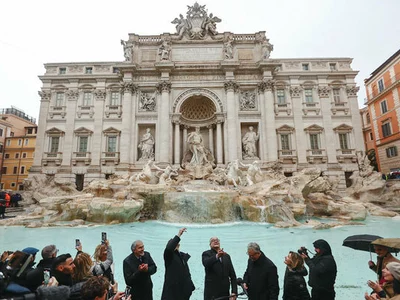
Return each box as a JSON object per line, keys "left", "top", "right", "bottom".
{"left": 333, "top": 124, "right": 353, "bottom": 132}
{"left": 103, "top": 127, "right": 121, "bottom": 134}
{"left": 45, "top": 127, "right": 65, "bottom": 134}
{"left": 304, "top": 124, "right": 324, "bottom": 133}
{"left": 74, "top": 127, "right": 93, "bottom": 135}
{"left": 276, "top": 124, "right": 295, "bottom": 133}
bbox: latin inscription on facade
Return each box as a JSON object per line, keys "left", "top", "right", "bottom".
{"left": 172, "top": 47, "right": 222, "bottom": 61}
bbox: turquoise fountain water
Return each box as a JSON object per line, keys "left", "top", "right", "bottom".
{"left": 1, "top": 216, "right": 399, "bottom": 299}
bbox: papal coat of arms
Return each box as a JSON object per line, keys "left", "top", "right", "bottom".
{"left": 171, "top": 2, "right": 222, "bottom": 40}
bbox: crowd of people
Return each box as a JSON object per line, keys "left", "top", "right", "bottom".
{"left": 0, "top": 191, "right": 23, "bottom": 218}
{"left": 0, "top": 230, "right": 399, "bottom": 300}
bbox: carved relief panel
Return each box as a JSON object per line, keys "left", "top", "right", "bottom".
{"left": 239, "top": 90, "right": 257, "bottom": 111}
{"left": 138, "top": 91, "right": 157, "bottom": 112}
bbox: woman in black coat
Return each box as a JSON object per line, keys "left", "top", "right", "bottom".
{"left": 282, "top": 251, "right": 310, "bottom": 300}
{"left": 161, "top": 228, "right": 195, "bottom": 300}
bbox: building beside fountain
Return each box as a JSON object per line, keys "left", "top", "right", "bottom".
{"left": 29, "top": 2, "right": 364, "bottom": 191}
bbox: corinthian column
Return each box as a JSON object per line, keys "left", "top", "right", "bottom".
{"left": 207, "top": 125, "right": 214, "bottom": 156}
{"left": 174, "top": 121, "right": 181, "bottom": 164}
{"left": 262, "top": 79, "right": 277, "bottom": 161}
{"left": 216, "top": 121, "right": 223, "bottom": 164}
{"left": 224, "top": 80, "right": 239, "bottom": 162}
{"left": 157, "top": 81, "right": 172, "bottom": 162}
{"left": 120, "top": 80, "right": 137, "bottom": 167}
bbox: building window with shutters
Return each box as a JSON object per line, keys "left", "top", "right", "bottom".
{"left": 382, "top": 121, "right": 392, "bottom": 137}
{"left": 310, "top": 134, "right": 320, "bottom": 150}
{"left": 339, "top": 133, "right": 349, "bottom": 149}
{"left": 386, "top": 146, "right": 398, "bottom": 158}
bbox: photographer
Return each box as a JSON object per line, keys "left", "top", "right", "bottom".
{"left": 299, "top": 239, "right": 337, "bottom": 300}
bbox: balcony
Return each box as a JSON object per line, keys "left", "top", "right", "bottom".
{"left": 274, "top": 102, "right": 292, "bottom": 116}
{"left": 72, "top": 152, "right": 91, "bottom": 165}
{"left": 42, "top": 152, "right": 62, "bottom": 166}
{"left": 302, "top": 102, "right": 320, "bottom": 115}
{"left": 101, "top": 152, "right": 120, "bottom": 165}
{"left": 105, "top": 105, "right": 122, "bottom": 118}
{"left": 306, "top": 149, "right": 327, "bottom": 164}
{"left": 336, "top": 149, "right": 357, "bottom": 163}
{"left": 77, "top": 105, "right": 94, "bottom": 118}
{"left": 278, "top": 149, "right": 297, "bottom": 163}
{"left": 367, "top": 72, "right": 400, "bottom": 102}
{"left": 330, "top": 101, "right": 349, "bottom": 115}
{"left": 49, "top": 106, "right": 66, "bottom": 118}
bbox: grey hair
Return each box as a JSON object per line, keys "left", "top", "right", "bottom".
{"left": 247, "top": 242, "right": 261, "bottom": 253}
{"left": 131, "top": 240, "right": 142, "bottom": 252}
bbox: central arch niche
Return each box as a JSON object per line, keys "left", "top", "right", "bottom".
{"left": 180, "top": 95, "right": 216, "bottom": 122}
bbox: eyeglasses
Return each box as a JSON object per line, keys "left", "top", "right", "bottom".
{"left": 210, "top": 239, "right": 220, "bottom": 242}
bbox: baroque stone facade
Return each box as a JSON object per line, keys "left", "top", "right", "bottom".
{"left": 30, "top": 3, "right": 364, "bottom": 190}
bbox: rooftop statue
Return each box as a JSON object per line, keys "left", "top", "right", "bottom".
{"left": 171, "top": 2, "right": 222, "bottom": 40}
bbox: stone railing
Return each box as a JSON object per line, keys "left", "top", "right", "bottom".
{"left": 72, "top": 152, "right": 91, "bottom": 165}
{"left": 42, "top": 152, "right": 63, "bottom": 166}
{"left": 101, "top": 152, "right": 120, "bottom": 165}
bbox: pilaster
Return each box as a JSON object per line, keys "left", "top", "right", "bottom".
{"left": 157, "top": 80, "right": 172, "bottom": 162}
{"left": 224, "top": 80, "right": 239, "bottom": 162}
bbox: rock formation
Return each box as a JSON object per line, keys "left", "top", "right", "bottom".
{"left": 1, "top": 155, "right": 398, "bottom": 228}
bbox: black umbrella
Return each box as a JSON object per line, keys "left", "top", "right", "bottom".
{"left": 343, "top": 234, "right": 383, "bottom": 259}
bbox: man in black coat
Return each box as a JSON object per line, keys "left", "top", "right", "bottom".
{"left": 161, "top": 228, "right": 195, "bottom": 300}
{"left": 300, "top": 239, "right": 337, "bottom": 300}
{"left": 243, "top": 242, "right": 279, "bottom": 300}
{"left": 202, "top": 236, "right": 237, "bottom": 300}
{"left": 123, "top": 240, "right": 157, "bottom": 300}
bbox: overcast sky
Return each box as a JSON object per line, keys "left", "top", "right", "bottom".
{"left": 1, "top": 0, "right": 399, "bottom": 122}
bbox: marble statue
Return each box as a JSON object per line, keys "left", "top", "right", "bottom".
{"left": 225, "top": 159, "right": 242, "bottom": 187}
{"left": 261, "top": 38, "right": 273, "bottom": 59}
{"left": 242, "top": 126, "right": 260, "bottom": 159}
{"left": 153, "top": 163, "right": 178, "bottom": 184}
{"left": 131, "top": 159, "right": 153, "bottom": 184}
{"left": 187, "top": 127, "right": 210, "bottom": 166}
{"left": 239, "top": 160, "right": 263, "bottom": 186}
{"left": 158, "top": 40, "right": 171, "bottom": 61}
{"left": 138, "top": 128, "right": 155, "bottom": 161}
{"left": 121, "top": 39, "right": 133, "bottom": 62}
{"left": 224, "top": 37, "right": 233, "bottom": 59}
{"left": 139, "top": 92, "right": 156, "bottom": 111}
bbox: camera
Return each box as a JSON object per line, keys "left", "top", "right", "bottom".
{"left": 297, "top": 246, "right": 308, "bottom": 255}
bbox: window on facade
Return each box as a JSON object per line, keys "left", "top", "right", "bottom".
{"left": 378, "top": 79, "right": 385, "bottom": 92}
{"left": 382, "top": 122, "right": 392, "bottom": 137}
{"left": 27, "top": 128, "right": 33, "bottom": 134}
{"left": 310, "top": 134, "right": 320, "bottom": 149}
{"left": 369, "top": 132, "right": 373, "bottom": 140}
{"left": 0, "top": 128, "right": 3, "bottom": 136}
{"left": 339, "top": 133, "right": 349, "bottom": 149}
{"left": 13, "top": 167, "right": 17, "bottom": 174}
{"left": 113, "top": 67, "right": 119, "bottom": 74}
{"left": 381, "top": 100, "right": 388, "bottom": 114}
{"left": 110, "top": 92, "right": 120, "bottom": 106}
{"left": 333, "top": 88, "right": 341, "bottom": 103}
{"left": 276, "top": 89, "right": 285, "bottom": 104}
{"left": 330, "top": 63, "right": 337, "bottom": 71}
{"left": 59, "top": 68, "right": 66, "bottom": 74}
{"left": 85, "top": 67, "right": 93, "bottom": 74}
{"left": 18, "top": 184, "right": 24, "bottom": 191}
{"left": 366, "top": 113, "right": 371, "bottom": 124}
{"left": 15, "top": 153, "right": 19, "bottom": 159}
{"left": 1, "top": 167, "right": 7, "bottom": 174}
{"left": 302, "top": 64, "right": 309, "bottom": 71}
{"left": 11, "top": 182, "right": 16, "bottom": 187}
{"left": 10, "top": 132, "right": 14, "bottom": 137}
{"left": 25, "top": 139, "right": 28, "bottom": 146}
{"left": 5, "top": 153, "right": 9, "bottom": 159}
{"left": 18, "top": 139, "right": 22, "bottom": 146}
{"left": 280, "top": 134, "right": 290, "bottom": 150}
{"left": 305, "top": 89, "right": 313, "bottom": 103}
{"left": 20, "top": 166, "right": 25, "bottom": 174}
{"left": 6, "top": 140, "right": 11, "bottom": 146}
{"left": 386, "top": 146, "right": 398, "bottom": 158}
{"left": 55, "top": 92, "right": 64, "bottom": 107}
{"left": 50, "top": 136, "right": 60, "bottom": 152}
{"left": 107, "top": 136, "right": 117, "bottom": 152}
{"left": 0, "top": 144, "right": 3, "bottom": 152}
{"left": 83, "top": 92, "right": 92, "bottom": 106}
{"left": 78, "top": 136, "right": 88, "bottom": 153}
{"left": 22, "top": 152, "right": 27, "bottom": 158}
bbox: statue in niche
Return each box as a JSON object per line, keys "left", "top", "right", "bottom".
{"left": 138, "top": 128, "right": 155, "bottom": 161}
{"left": 224, "top": 37, "right": 234, "bottom": 60}
{"left": 158, "top": 40, "right": 171, "bottom": 61}
{"left": 261, "top": 38, "right": 273, "bottom": 60}
{"left": 242, "top": 126, "right": 260, "bottom": 159}
{"left": 240, "top": 91, "right": 256, "bottom": 110}
{"left": 153, "top": 163, "right": 178, "bottom": 184}
{"left": 121, "top": 39, "right": 133, "bottom": 62}
{"left": 139, "top": 91, "right": 156, "bottom": 111}
{"left": 186, "top": 126, "right": 213, "bottom": 166}
{"left": 239, "top": 160, "right": 263, "bottom": 186}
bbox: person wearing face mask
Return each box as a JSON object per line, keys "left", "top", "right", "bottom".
{"left": 300, "top": 239, "right": 337, "bottom": 300}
